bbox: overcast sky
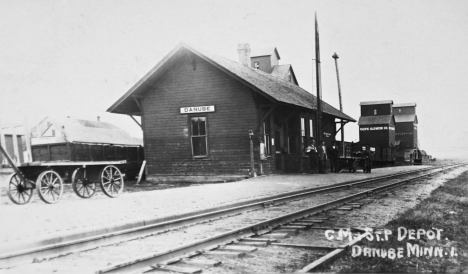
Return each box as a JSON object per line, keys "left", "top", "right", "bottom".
{"left": 1, "top": 0, "right": 467, "bottom": 159}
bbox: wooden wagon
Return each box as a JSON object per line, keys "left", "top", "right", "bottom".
{"left": 337, "top": 142, "right": 370, "bottom": 173}
{"left": 1, "top": 142, "right": 144, "bottom": 205}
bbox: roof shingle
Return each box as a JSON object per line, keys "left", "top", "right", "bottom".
{"left": 358, "top": 115, "right": 394, "bottom": 125}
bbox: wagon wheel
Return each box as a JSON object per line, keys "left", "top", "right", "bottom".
{"left": 36, "top": 170, "right": 64, "bottom": 204}
{"left": 99, "top": 165, "right": 124, "bottom": 198}
{"left": 72, "top": 168, "right": 96, "bottom": 199}
{"left": 7, "top": 173, "right": 34, "bottom": 205}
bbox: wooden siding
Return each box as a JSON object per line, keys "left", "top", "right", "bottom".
{"left": 395, "top": 122, "right": 417, "bottom": 149}
{"left": 361, "top": 104, "right": 392, "bottom": 116}
{"left": 141, "top": 55, "right": 260, "bottom": 176}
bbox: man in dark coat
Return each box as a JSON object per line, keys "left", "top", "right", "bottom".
{"left": 329, "top": 141, "right": 340, "bottom": 173}
{"left": 317, "top": 141, "right": 328, "bottom": 174}
{"left": 363, "top": 145, "right": 373, "bottom": 173}
{"left": 305, "top": 139, "right": 318, "bottom": 174}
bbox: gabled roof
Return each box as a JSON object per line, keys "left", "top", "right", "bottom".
{"left": 394, "top": 114, "right": 418, "bottom": 123}
{"left": 360, "top": 100, "right": 393, "bottom": 106}
{"left": 250, "top": 47, "right": 280, "bottom": 60}
{"left": 107, "top": 42, "right": 355, "bottom": 122}
{"left": 33, "top": 117, "right": 142, "bottom": 146}
{"left": 270, "top": 64, "right": 299, "bottom": 85}
{"left": 393, "top": 102, "right": 416, "bottom": 108}
{"left": 358, "top": 115, "right": 394, "bottom": 125}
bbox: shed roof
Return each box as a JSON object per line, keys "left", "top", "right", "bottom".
{"left": 394, "top": 114, "right": 418, "bottom": 123}
{"left": 358, "top": 115, "right": 394, "bottom": 125}
{"left": 107, "top": 42, "right": 355, "bottom": 122}
{"left": 250, "top": 47, "right": 280, "bottom": 59}
{"left": 46, "top": 118, "right": 142, "bottom": 146}
{"left": 393, "top": 102, "right": 417, "bottom": 107}
{"left": 360, "top": 100, "right": 393, "bottom": 106}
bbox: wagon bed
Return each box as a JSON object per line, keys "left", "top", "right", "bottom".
{"left": 2, "top": 142, "right": 144, "bottom": 205}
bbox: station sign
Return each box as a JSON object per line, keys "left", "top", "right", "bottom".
{"left": 180, "top": 105, "right": 215, "bottom": 114}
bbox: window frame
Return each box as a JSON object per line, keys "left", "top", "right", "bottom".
{"left": 300, "top": 117, "right": 306, "bottom": 156}
{"left": 189, "top": 115, "right": 209, "bottom": 158}
{"left": 263, "top": 119, "right": 272, "bottom": 156}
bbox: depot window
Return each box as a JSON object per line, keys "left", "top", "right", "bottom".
{"left": 301, "top": 118, "right": 306, "bottom": 153}
{"left": 263, "top": 119, "right": 271, "bottom": 155}
{"left": 191, "top": 117, "right": 207, "bottom": 157}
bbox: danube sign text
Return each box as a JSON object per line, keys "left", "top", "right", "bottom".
{"left": 180, "top": 105, "right": 215, "bottom": 114}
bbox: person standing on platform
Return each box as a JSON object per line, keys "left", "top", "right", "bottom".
{"left": 305, "top": 139, "right": 318, "bottom": 174}
{"left": 329, "top": 141, "right": 340, "bottom": 173}
{"left": 317, "top": 141, "right": 328, "bottom": 174}
{"left": 363, "top": 145, "right": 373, "bottom": 173}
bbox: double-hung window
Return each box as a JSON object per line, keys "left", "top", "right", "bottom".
{"left": 263, "top": 120, "right": 271, "bottom": 155}
{"left": 301, "top": 118, "right": 306, "bottom": 154}
{"left": 191, "top": 117, "right": 207, "bottom": 157}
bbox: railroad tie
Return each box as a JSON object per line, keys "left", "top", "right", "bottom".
{"left": 299, "top": 219, "right": 324, "bottom": 223}
{"left": 155, "top": 264, "right": 202, "bottom": 274}
{"left": 204, "top": 250, "right": 246, "bottom": 258}
{"left": 221, "top": 245, "right": 258, "bottom": 252}
{"left": 183, "top": 258, "right": 222, "bottom": 267}
{"left": 236, "top": 241, "right": 269, "bottom": 247}
{"left": 242, "top": 238, "right": 277, "bottom": 243}
{"left": 280, "top": 225, "right": 307, "bottom": 229}
{"left": 332, "top": 206, "right": 353, "bottom": 211}
{"left": 290, "top": 222, "right": 315, "bottom": 226}
{"left": 264, "top": 233, "right": 290, "bottom": 238}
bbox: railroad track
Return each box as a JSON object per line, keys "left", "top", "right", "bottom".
{"left": 0, "top": 163, "right": 465, "bottom": 273}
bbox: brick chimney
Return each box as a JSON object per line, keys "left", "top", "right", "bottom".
{"left": 237, "top": 43, "right": 251, "bottom": 67}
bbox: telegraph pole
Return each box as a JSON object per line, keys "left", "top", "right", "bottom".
{"left": 332, "top": 52, "right": 345, "bottom": 155}
{"left": 314, "top": 13, "right": 323, "bottom": 144}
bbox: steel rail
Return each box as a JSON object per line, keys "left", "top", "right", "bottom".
{"left": 96, "top": 163, "right": 467, "bottom": 273}
{"left": 0, "top": 164, "right": 455, "bottom": 268}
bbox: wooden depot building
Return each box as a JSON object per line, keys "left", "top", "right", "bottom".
{"left": 107, "top": 43, "right": 355, "bottom": 182}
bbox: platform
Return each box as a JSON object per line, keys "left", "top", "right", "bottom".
{"left": 0, "top": 165, "right": 429, "bottom": 255}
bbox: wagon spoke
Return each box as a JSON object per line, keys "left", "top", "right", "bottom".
{"left": 10, "top": 180, "right": 18, "bottom": 188}
{"left": 52, "top": 189, "right": 60, "bottom": 196}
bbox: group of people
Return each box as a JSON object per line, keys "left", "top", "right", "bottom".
{"left": 305, "top": 139, "right": 341, "bottom": 174}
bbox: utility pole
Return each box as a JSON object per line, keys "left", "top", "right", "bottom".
{"left": 332, "top": 52, "right": 345, "bottom": 156}
{"left": 314, "top": 13, "right": 323, "bottom": 145}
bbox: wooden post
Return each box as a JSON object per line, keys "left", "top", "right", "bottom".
{"left": 12, "top": 127, "right": 19, "bottom": 164}
{"left": 0, "top": 124, "right": 3, "bottom": 165}
{"left": 136, "top": 160, "right": 146, "bottom": 185}
{"left": 47, "top": 145, "right": 52, "bottom": 161}
{"left": 24, "top": 124, "right": 32, "bottom": 163}
{"left": 249, "top": 130, "right": 257, "bottom": 177}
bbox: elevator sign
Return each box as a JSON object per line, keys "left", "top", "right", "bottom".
{"left": 180, "top": 105, "right": 215, "bottom": 114}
